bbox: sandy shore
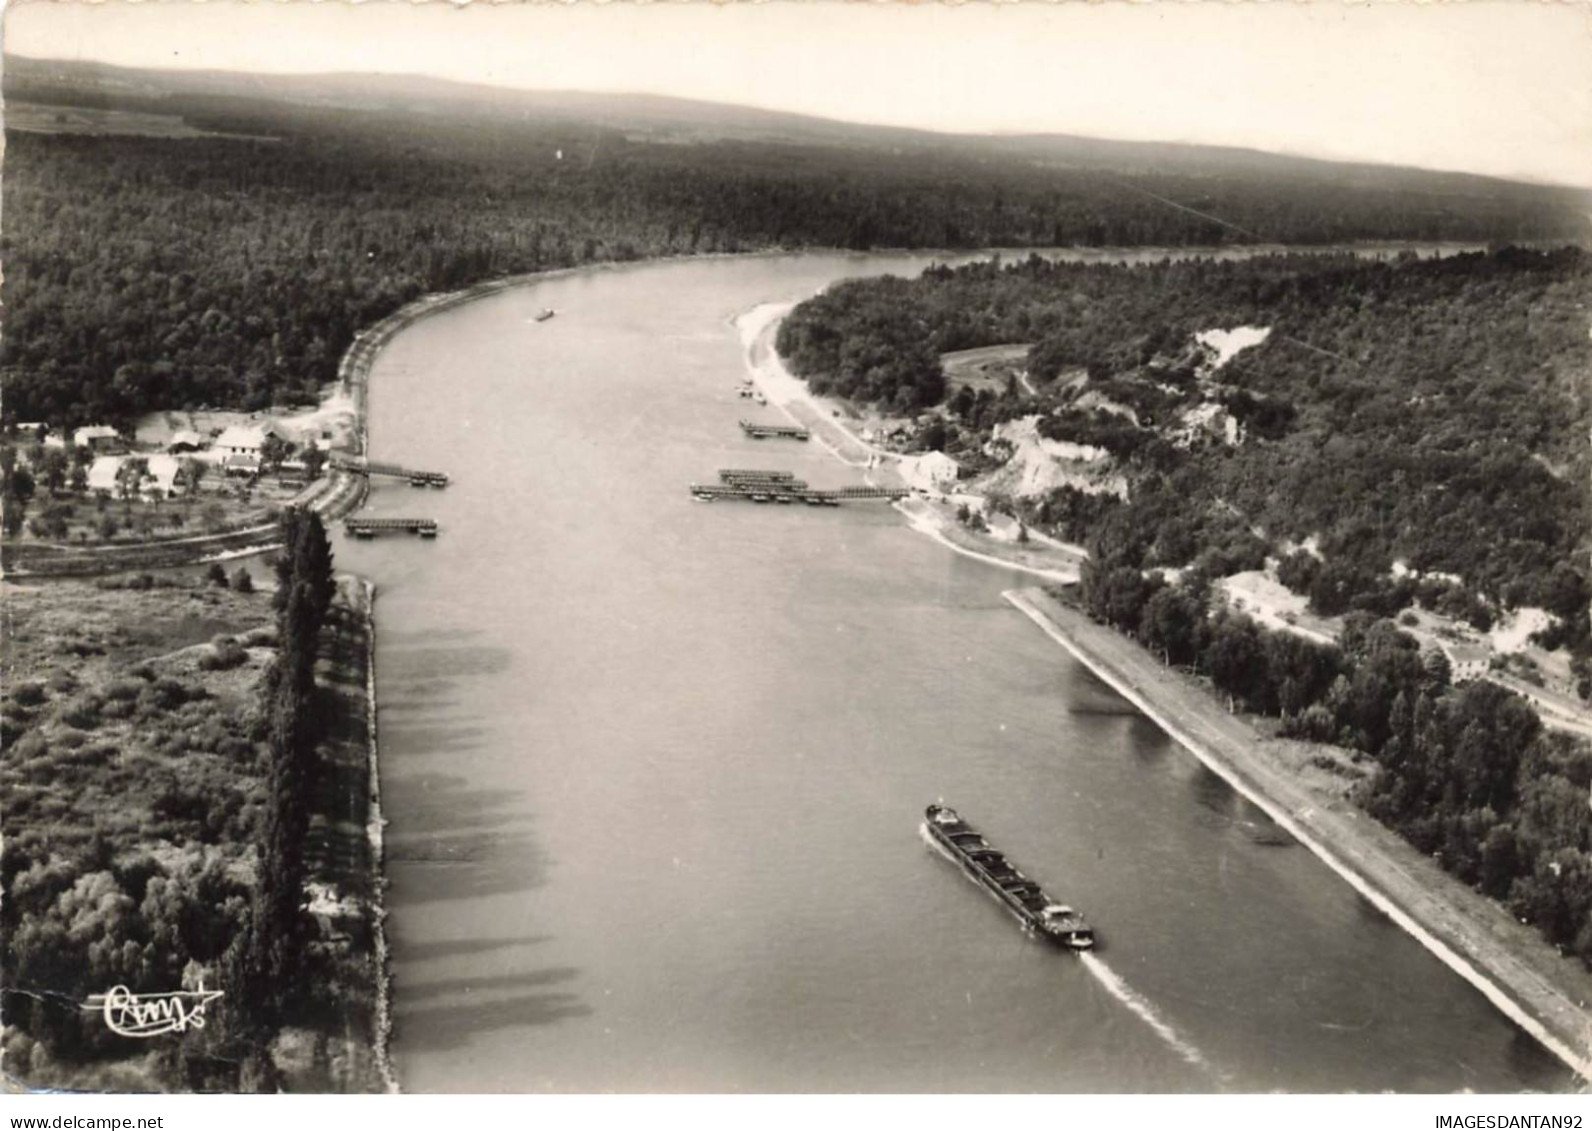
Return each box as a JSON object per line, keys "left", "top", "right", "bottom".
{"left": 735, "top": 304, "right": 1083, "bottom": 584}
{"left": 1006, "top": 586, "right": 1592, "bottom": 1083}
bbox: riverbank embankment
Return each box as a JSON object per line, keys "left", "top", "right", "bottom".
{"left": 359, "top": 578, "right": 399, "bottom": 1095}
{"left": 273, "top": 575, "right": 395, "bottom": 1092}
{"left": 1004, "top": 586, "right": 1592, "bottom": 1082}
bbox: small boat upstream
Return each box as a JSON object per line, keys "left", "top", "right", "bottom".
{"left": 924, "top": 804, "right": 1095, "bottom": 950}
{"left": 534, "top": 308, "right": 556, "bottom": 322}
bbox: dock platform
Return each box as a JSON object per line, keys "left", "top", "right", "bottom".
{"left": 719, "top": 470, "right": 811, "bottom": 490}
{"left": 343, "top": 517, "right": 440, "bottom": 539}
{"left": 331, "top": 456, "right": 450, "bottom": 487}
{"left": 690, "top": 482, "right": 906, "bottom": 505}
{"left": 719, "top": 469, "right": 799, "bottom": 482}
{"left": 739, "top": 420, "right": 811, "bottom": 441}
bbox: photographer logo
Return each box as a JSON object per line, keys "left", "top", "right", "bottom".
{"left": 82, "top": 982, "right": 224, "bottom": 1038}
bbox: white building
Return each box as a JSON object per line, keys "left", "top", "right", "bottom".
{"left": 214, "top": 420, "right": 293, "bottom": 458}
{"left": 74, "top": 425, "right": 122, "bottom": 452}
{"left": 221, "top": 453, "right": 260, "bottom": 478}
{"left": 214, "top": 425, "right": 263, "bottom": 457}
{"left": 900, "top": 450, "right": 961, "bottom": 493}
{"left": 1441, "top": 642, "right": 1493, "bottom": 683}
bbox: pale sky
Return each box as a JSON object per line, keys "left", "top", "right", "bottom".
{"left": 5, "top": 1, "right": 1592, "bottom": 187}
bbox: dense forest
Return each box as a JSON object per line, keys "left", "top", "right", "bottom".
{"left": 3, "top": 60, "right": 1589, "bottom": 427}
{"left": 777, "top": 250, "right": 1592, "bottom": 632}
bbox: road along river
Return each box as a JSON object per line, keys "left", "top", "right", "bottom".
{"left": 333, "top": 250, "right": 1574, "bottom": 1092}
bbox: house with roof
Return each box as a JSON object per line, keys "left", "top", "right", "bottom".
{"left": 221, "top": 453, "right": 261, "bottom": 478}
{"left": 900, "top": 450, "right": 962, "bottom": 493}
{"left": 12, "top": 422, "right": 49, "bottom": 444}
{"left": 74, "top": 425, "right": 122, "bottom": 452}
{"left": 214, "top": 420, "right": 294, "bottom": 459}
{"left": 167, "top": 429, "right": 206, "bottom": 454}
{"left": 143, "top": 454, "right": 182, "bottom": 497}
{"left": 214, "top": 425, "right": 264, "bottom": 458}
{"left": 1440, "top": 641, "right": 1493, "bottom": 683}
{"left": 86, "top": 456, "right": 125, "bottom": 494}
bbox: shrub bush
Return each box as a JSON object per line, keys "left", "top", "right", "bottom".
{"left": 62, "top": 742, "right": 116, "bottom": 767}
{"left": 12, "top": 732, "right": 48, "bottom": 760}
{"left": 188, "top": 720, "right": 231, "bottom": 755}
{"left": 12, "top": 682, "right": 47, "bottom": 707}
{"left": 105, "top": 680, "right": 143, "bottom": 702}
{"left": 218, "top": 735, "right": 255, "bottom": 761}
{"left": 59, "top": 698, "right": 103, "bottom": 731}
{"left": 199, "top": 637, "right": 249, "bottom": 672}
{"left": 148, "top": 678, "right": 196, "bottom": 710}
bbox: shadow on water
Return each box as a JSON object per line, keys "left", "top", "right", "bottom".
{"left": 376, "top": 638, "right": 514, "bottom": 760}
{"left": 1188, "top": 765, "right": 1296, "bottom": 848}
{"left": 393, "top": 987, "right": 593, "bottom": 1053}
{"left": 381, "top": 722, "right": 494, "bottom": 759}
{"left": 398, "top": 967, "right": 581, "bottom": 1003}
{"left": 380, "top": 641, "right": 516, "bottom": 682}
{"left": 375, "top": 626, "right": 549, "bottom": 905}
{"left": 400, "top": 936, "right": 554, "bottom": 962}
{"left": 1507, "top": 1025, "right": 1578, "bottom": 1087}
{"left": 379, "top": 678, "right": 474, "bottom": 714}
{"left": 384, "top": 771, "right": 550, "bottom": 905}
{"left": 1061, "top": 662, "right": 1145, "bottom": 715}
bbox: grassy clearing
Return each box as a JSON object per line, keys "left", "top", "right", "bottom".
{"left": 941, "top": 343, "right": 1034, "bottom": 395}
{"left": 13, "top": 475, "right": 304, "bottom": 550}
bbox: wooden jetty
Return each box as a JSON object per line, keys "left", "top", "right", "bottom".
{"left": 828, "top": 486, "right": 910, "bottom": 499}
{"left": 719, "top": 469, "right": 799, "bottom": 482}
{"left": 719, "top": 470, "right": 810, "bottom": 490}
{"left": 331, "top": 456, "right": 450, "bottom": 487}
{"left": 689, "top": 482, "right": 905, "bottom": 505}
{"left": 343, "top": 517, "right": 440, "bottom": 539}
{"left": 739, "top": 420, "right": 811, "bottom": 441}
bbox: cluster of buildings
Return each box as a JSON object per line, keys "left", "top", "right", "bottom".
{"left": 12, "top": 421, "right": 122, "bottom": 453}
{"left": 8, "top": 415, "right": 324, "bottom": 502}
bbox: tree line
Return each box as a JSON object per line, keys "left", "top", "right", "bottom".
{"left": 1080, "top": 530, "right": 1592, "bottom": 968}
{"left": 3, "top": 101, "right": 1588, "bottom": 430}
{"left": 210, "top": 509, "right": 335, "bottom": 1089}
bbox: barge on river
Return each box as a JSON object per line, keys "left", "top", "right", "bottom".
{"left": 924, "top": 804, "right": 1094, "bottom": 950}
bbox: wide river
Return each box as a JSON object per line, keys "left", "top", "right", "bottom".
{"left": 334, "top": 250, "right": 1574, "bottom": 1093}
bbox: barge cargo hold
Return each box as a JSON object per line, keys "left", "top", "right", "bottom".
{"left": 924, "top": 803, "right": 1095, "bottom": 950}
